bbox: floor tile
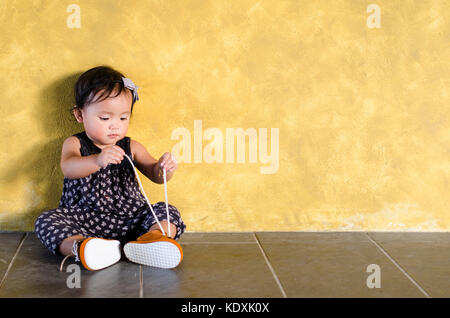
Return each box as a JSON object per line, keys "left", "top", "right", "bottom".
{"left": 368, "top": 232, "right": 450, "bottom": 298}
{"left": 0, "top": 233, "right": 140, "bottom": 298}
{"left": 1, "top": 232, "right": 446, "bottom": 298}
{"left": 256, "top": 232, "right": 425, "bottom": 297}
{"left": 142, "top": 242, "right": 283, "bottom": 298}
{"left": 178, "top": 232, "right": 256, "bottom": 243}
{"left": 0, "top": 232, "right": 26, "bottom": 281}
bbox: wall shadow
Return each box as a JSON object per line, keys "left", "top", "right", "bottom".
{"left": 0, "top": 71, "right": 83, "bottom": 231}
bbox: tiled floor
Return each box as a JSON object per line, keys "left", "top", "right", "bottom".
{"left": 0, "top": 231, "right": 448, "bottom": 298}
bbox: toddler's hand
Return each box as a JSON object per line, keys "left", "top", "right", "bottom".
{"left": 96, "top": 145, "right": 125, "bottom": 168}
{"left": 158, "top": 152, "right": 178, "bottom": 173}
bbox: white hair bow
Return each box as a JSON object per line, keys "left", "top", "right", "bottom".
{"left": 122, "top": 77, "right": 139, "bottom": 102}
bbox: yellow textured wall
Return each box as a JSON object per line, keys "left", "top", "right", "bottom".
{"left": 0, "top": 0, "right": 449, "bottom": 232}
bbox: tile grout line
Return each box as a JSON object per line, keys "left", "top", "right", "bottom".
{"left": 139, "top": 265, "right": 143, "bottom": 298}
{"left": 252, "top": 233, "right": 287, "bottom": 298}
{"left": 180, "top": 242, "right": 256, "bottom": 245}
{"left": 0, "top": 232, "right": 28, "bottom": 290}
{"left": 365, "top": 233, "right": 431, "bottom": 298}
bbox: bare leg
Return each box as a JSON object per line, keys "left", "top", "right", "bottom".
{"left": 58, "top": 234, "right": 85, "bottom": 256}
{"left": 148, "top": 221, "right": 177, "bottom": 239}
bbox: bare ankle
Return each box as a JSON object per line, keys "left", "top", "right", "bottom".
{"left": 59, "top": 235, "right": 85, "bottom": 256}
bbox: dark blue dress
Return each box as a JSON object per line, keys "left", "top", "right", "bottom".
{"left": 35, "top": 131, "right": 186, "bottom": 255}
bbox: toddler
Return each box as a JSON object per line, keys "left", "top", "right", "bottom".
{"left": 35, "top": 66, "right": 186, "bottom": 271}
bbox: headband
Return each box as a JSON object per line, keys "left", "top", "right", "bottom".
{"left": 122, "top": 77, "right": 139, "bottom": 102}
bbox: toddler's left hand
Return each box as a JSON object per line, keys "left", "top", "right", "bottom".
{"left": 158, "top": 152, "right": 178, "bottom": 173}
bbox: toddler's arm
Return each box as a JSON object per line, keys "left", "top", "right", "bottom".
{"left": 131, "top": 140, "right": 177, "bottom": 184}
{"left": 60, "top": 136, "right": 101, "bottom": 179}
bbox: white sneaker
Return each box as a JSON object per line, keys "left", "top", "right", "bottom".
{"left": 78, "top": 238, "right": 122, "bottom": 271}
{"left": 123, "top": 230, "right": 183, "bottom": 269}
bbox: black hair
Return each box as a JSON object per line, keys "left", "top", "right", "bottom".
{"left": 73, "top": 65, "right": 137, "bottom": 113}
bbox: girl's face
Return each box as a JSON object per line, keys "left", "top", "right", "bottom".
{"left": 73, "top": 89, "right": 132, "bottom": 149}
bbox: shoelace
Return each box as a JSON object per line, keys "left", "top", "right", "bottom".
{"left": 123, "top": 154, "right": 171, "bottom": 237}
{"left": 59, "top": 239, "right": 81, "bottom": 272}
{"left": 58, "top": 154, "right": 171, "bottom": 271}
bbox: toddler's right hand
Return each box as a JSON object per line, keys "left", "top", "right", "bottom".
{"left": 96, "top": 145, "right": 125, "bottom": 168}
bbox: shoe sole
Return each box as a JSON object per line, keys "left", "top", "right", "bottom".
{"left": 80, "top": 238, "right": 121, "bottom": 271}
{"left": 124, "top": 241, "right": 182, "bottom": 269}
